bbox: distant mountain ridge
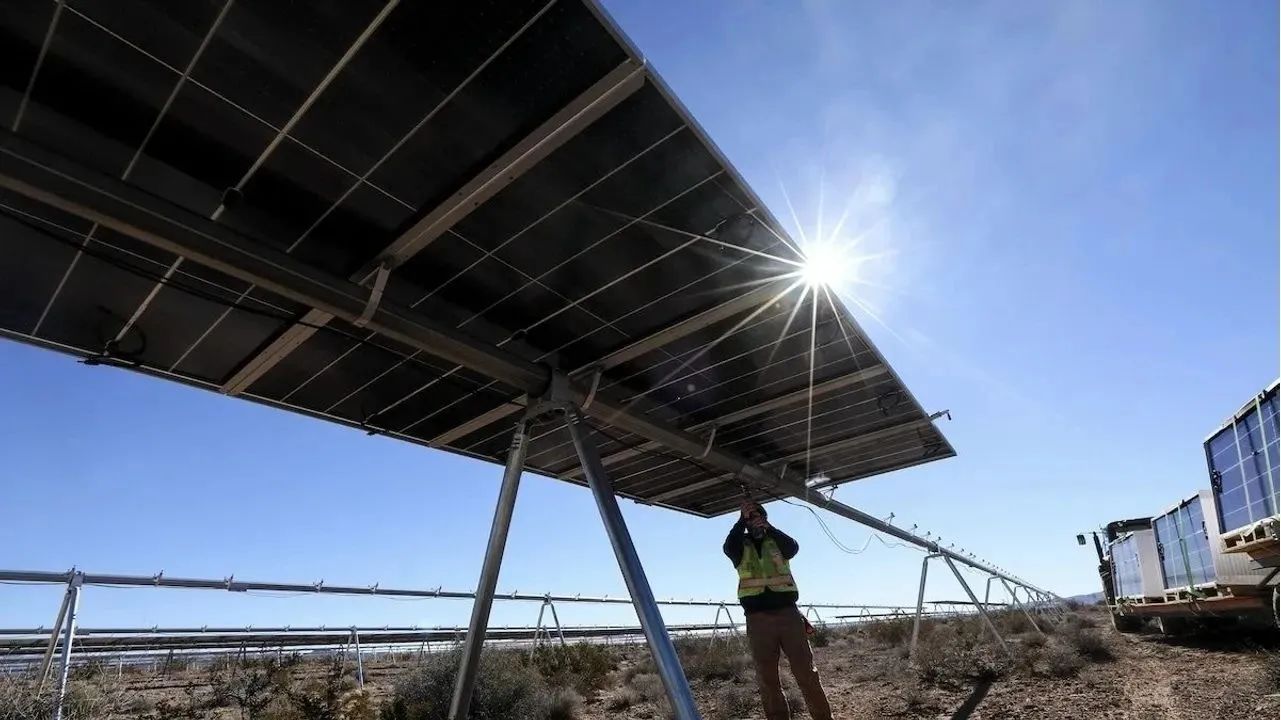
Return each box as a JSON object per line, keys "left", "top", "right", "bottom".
{"left": 1065, "top": 590, "right": 1106, "bottom": 605}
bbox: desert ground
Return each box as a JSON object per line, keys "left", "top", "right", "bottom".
{"left": 4, "top": 607, "right": 1276, "bottom": 719}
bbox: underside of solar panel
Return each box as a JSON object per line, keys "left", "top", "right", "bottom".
{"left": 0, "top": 0, "right": 954, "bottom": 517}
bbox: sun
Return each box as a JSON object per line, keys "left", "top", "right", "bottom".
{"left": 800, "top": 242, "right": 850, "bottom": 289}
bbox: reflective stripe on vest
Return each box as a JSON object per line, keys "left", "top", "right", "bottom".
{"left": 737, "top": 536, "right": 798, "bottom": 597}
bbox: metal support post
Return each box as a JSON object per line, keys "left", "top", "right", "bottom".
{"left": 941, "top": 556, "right": 1010, "bottom": 657}
{"left": 984, "top": 576, "right": 997, "bottom": 606}
{"left": 532, "top": 597, "right": 566, "bottom": 649}
{"left": 566, "top": 410, "right": 701, "bottom": 720}
{"left": 351, "top": 629, "right": 364, "bottom": 688}
{"left": 533, "top": 601, "right": 548, "bottom": 647}
{"left": 448, "top": 414, "right": 532, "bottom": 720}
{"left": 803, "top": 605, "right": 825, "bottom": 627}
{"left": 711, "top": 603, "right": 738, "bottom": 644}
{"left": 37, "top": 578, "right": 75, "bottom": 691}
{"left": 909, "top": 554, "right": 935, "bottom": 663}
{"left": 546, "top": 599, "right": 565, "bottom": 647}
{"left": 52, "top": 572, "right": 83, "bottom": 720}
{"left": 998, "top": 579, "right": 1044, "bottom": 637}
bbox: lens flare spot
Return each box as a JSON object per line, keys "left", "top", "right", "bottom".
{"left": 801, "top": 242, "right": 850, "bottom": 289}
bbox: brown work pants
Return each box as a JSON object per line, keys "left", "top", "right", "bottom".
{"left": 745, "top": 606, "right": 833, "bottom": 720}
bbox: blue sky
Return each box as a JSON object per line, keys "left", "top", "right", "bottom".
{"left": 2, "top": 0, "right": 1277, "bottom": 631}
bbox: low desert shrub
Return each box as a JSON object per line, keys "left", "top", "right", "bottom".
{"left": 540, "top": 687, "right": 582, "bottom": 720}
{"left": 864, "top": 616, "right": 915, "bottom": 648}
{"left": 0, "top": 675, "right": 130, "bottom": 720}
{"left": 605, "top": 686, "right": 642, "bottom": 711}
{"left": 993, "top": 611, "right": 1034, "bottom": 636}
{"left": 1060, "top": 625, "right": 1112, "bottom": 662}
{"left": 677, "top": 639, "right": 753, "bottom": 684}
{"left": 528, "top": 643, "right": 614, "bottom": 693}
{"left": 713, "top": 685, "right": 756, "bottom": 720}
{"left": 1029, "top": 641, "right": 1085, "bottom": 678}
{"left": 381, "top": 651, "right": 546, "bottom": 720}
{"left": 809, "top": 624, "right": 832, "bottom": 647}
{"left": 626, "top": 672, "right": 666, "bottom": 703}
{"left": 912, "top": 623, "right": 1011, "bottom": 686}
{"left": 280, "top": 658, "right": 376, "bottom": 720}
{"left": 1019, "top": 630, "right": 1048, "bottom": 649}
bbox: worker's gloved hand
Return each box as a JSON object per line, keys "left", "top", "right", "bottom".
{"left": 741, "top": 500, "right": 768, "bottom": 539}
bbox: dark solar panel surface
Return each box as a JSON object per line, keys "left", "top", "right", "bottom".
{"left": 0, "top": 0, "right": 954, "bottom": 516}
{"left": 1204, "top": 381, "right": 1279, "bottom": 533}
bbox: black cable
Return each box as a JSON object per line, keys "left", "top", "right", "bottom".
{"left": 582, "top": 419, "right": 916, "bottom": 554}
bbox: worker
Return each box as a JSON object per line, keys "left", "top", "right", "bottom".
{"left": 724, "top": 499, "right": 833, "bottom": 720}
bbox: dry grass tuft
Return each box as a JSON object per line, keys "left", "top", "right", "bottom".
{"left": 541, "top": 686, "right": 583, "bottom": 720}
{"left": 713, "top": 684, "right": 756, "bottom": 720}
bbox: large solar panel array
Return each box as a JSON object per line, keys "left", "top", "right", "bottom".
{"left": 1204, "top": 381, "right": 1279, "bottom": 533}
{"left": 0, "top": 0, "right": 953, "bottom": 516}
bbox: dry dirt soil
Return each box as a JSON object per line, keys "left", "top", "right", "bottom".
{"left": 802, "top": 626, "right": 1280, "bottom": 720}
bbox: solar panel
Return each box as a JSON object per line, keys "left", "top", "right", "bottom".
{"left": 1204, "top": 381, "right": 1279, "bottom": 533}
{"left": 1110, "top": 534, "right": 1146, "bottom": 599}
{"left": 1152, "top": 495, "right": 1215, "bottom": 590}
{"left": 0, "top": 0, "right": 954, "bottom": 517}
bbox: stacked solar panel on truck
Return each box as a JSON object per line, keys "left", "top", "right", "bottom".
{"left": 1204, "top": 381, "right": 1279, "bottom": 554}
{"left": 1109, "top": 530, "right": 1163, "bottom": 602}
{"left": 1152, "top": 494, "right": 1216, "bottom": 593}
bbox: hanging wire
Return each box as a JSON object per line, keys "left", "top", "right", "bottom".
{"left": 582, "top": 419, "right": 921, "bottom": 556}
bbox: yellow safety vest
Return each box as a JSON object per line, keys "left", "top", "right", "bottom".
{"left": 737, "top": 537, "right": 798, "bottom": 598}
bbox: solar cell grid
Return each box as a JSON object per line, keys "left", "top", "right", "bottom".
{"left": 0, "top": 0, "right": 954, "bottom": 515}
{"left": 1206, "top": 382, "right": 1279, "bottom": 533}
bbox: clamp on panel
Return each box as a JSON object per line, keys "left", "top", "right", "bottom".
{"left": 353, "top": 262, "right": 391, "bottom": 328}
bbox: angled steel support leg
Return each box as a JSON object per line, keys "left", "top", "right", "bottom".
{"left": 984, "top": 576, "right": 997, "bottom": 606}
{"left": 803, "top": 605, "right": 824, "bottom": 627}
{"left": 533, "top": 599, "right": 550, "bottom": 649}
{"left": 52, "top": 572, "right": 83, "bottom": 720}
{"left": 909, "top": 554, "right": 936, "bottom": 663}
{"left": 351, "top": 629, "right": 365, "bottom": 688}
{"left": 942, "top": 556, "right": 1010, "bottom": 657}
{"left": 448, "top": 413, "right": 532, "bottom": 720}
{"left": 546, "top": 599, "right": 565, "bottom": 647}
{"left": 711, "top": 603, "right": 738, "bottom": 644}
{"left": 37, "top": 578, "right": 74, "bottom": 692}
{"left": 566, "top": 410, "right": 700, "bottom": 720}
{"left": 531, "top": 597, "right": 565, "bottom": 650}
{"left": 999, "top": 578, "right": 1044, "bottom": 637}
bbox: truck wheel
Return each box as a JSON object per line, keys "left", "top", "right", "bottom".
{"left": 1155, "top": 616, "right": 1186, "bottom": 635}
{"left": 1111, "top": 614, "right": 1143, "bottom": 633}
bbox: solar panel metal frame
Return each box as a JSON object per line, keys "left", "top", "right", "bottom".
{"left": 1203, "top": 380, "right": 1279, "bottom": 534}
{"left": 1151, "top": 492, "right": 1217, "bottom": 591}
{"left": 0, "top": 0, "right": 954, "bottom": 518}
